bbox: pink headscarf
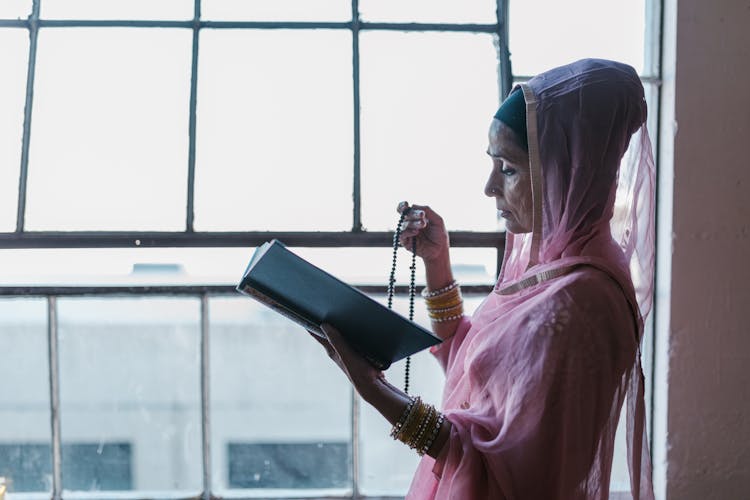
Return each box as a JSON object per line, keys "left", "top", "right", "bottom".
{"left": 408, "top": 59, "right": 655, "bottom": 499}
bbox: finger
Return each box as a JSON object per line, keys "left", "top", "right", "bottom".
{"left": 402, "top": 208, "right": 426, "bottom": 222}
{"left": 320, "top": 323, "right": 342, "bottom": 346}
{"left": 398, "top": 234, "right": 415, "bottom": 249}
{"left": 409, "top": 204, "right": 444, "bottom": 225}
{"left": 320, "top": 323, "right": 357, "bottom": 361}
{"left": 400, "top": 218, "right": 427, "bottom": 232}
{"left": 308, "top": 331, "right": 337, "bottom": 359}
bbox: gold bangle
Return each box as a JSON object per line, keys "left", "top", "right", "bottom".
{"left": 390, "top": 397, "right": 416, "bottom": 439}
{"left": 424, "top": 287, "right": 462, "bottom": 308}
{"left": 428, "top": 303, "right": 464, "bottom": 321}
{"left": 394, "top": 397, "right": 422, "bottom": 442}
{"left": 428, "top": 303, "right": 464, "bottom": 315}
{"left": 421, "top": 280, "right": 458, "bottom": 298}
{"left": 430, "top": 313, "right": 464, "bottom": 323}
{"left": 409, "top": 404, "right": 436, "bottom": 449}
{"left": 419, "top": 412, "right": 445, "bottom": 456}
{"left": 396, "top": 399, "right": 428, "bottom": 444}
{"left": 426, "top": 296, "right": 463, "bottom": 310}
{"left": 412, "top": 405, "right": 438, "bottom": 452}
{"left": 404, "top": 405, "right": 430, "bottom": 449}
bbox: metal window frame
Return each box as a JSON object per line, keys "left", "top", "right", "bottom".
{"left": 11, "top": 284, "right": 494, "bottom": 500}
{"left": 1, "top": 0, "right": 512, "bottom": 239}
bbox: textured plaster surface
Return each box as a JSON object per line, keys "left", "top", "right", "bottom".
{"left": 664, "top": 0, "right": 750, "bottom": 498}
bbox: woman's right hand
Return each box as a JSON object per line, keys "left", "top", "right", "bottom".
{"left": 397, "top": 202, "right": 450, "bottom": 263}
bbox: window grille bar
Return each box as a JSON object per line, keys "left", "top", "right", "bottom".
{"left": 16, "top": 0, "right": 41, "bottom": 233}
{"left": 0, "top": 284, "right": 496, "bottom": 297}
{"left": 0, "top": 19, "right": 27, "bottom": 27}
{"left": 496, "top": 0, "right": 513, "bottom": 99}
{"left": 357, "top": 22, "right": 498, "bottom": 32}
{"left": 20, "top": 19, "right": 501, "bottom": 33}
{"left": 47, "top": 295, "right": 63, "bottom": 500}
{"left": 200, "top": 293, "right": 212, "bottom": 500}
{"left": 351, "top": 390, "right": 361, "bottom": 497}
{"left": 32, "top": 496, "right": 404, "bottom": 500}
{"left": 351, "top": 0, "right": 362, "bottom": 232}
{"left": 0, "top": 230, "right": 505, "bottom": 248}
{"left": 186, "top": 0, "right": 202, "bottom": 232}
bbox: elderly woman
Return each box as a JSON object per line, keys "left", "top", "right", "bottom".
{"left": 315, "top": 59, "right": 655, "bottom": 499}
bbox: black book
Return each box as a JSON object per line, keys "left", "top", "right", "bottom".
{"left": 236, "top": 239, "right": 441, "bottom": 369}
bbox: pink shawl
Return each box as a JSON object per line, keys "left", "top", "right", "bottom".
{"left": 408, "top": 59, "right": 655, "bottom": 499}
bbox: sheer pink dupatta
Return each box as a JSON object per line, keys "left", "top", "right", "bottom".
{"left": 498, "top": 59, "right": 656, "bottom": 499}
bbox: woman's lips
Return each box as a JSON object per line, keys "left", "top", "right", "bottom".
{"left": 499, "top": 210, "right": 512, "bottom": 218}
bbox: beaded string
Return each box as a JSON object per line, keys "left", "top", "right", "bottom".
{"left": 388, "top": 207, "right": 417, "bottom": 394}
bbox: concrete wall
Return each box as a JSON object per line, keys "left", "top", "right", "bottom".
{"left": 656, "top": 0, "right": 750, "bottom": 498}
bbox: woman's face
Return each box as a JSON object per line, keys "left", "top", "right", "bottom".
{"left": 484, "top": 119, "right": 533, "bottom": 234}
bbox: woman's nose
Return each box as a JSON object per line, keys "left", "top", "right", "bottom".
{"left": 484, "top": 169, "right": 502, "bottom": 198}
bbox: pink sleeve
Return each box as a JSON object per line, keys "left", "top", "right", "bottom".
{"left": 429, "top": 316, "right": 472, "bottom": 373}
{"left": 428, "top": 288, "right": 636, "bottom": 499}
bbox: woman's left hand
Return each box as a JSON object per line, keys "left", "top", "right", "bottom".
{"left": 310, "top": 325, "right": 432, "bottom": 448}
{"left": 309, "top": 323, "right": 384, "bottom": 401}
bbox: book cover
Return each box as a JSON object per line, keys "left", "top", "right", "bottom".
{"left": 236, "top": 240, "right": 441, "bottom": 369}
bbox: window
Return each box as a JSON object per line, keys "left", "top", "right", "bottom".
{"left": 228, "top": 442, "right": 350, "bottom": 489}
{"left": 0, "top": 443, "right": 132, "bottom": 492}
{"left": 0, "top": 0, "right": 660, "bottom": 498}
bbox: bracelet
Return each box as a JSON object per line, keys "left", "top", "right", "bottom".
{"left": 425, "top": 293, "right": 463, "bottom": 309}
{"left": 421, "top": 280, "right": 459, "bottom": 298}
{"left": 425, "top": 285, "right": 463, "bottom": 312}
{"left": 390, "top": 397, "right": 416, "bottom": 439}
{"left": 390, "top": 397, "right": 446, "bottom": 457}
{"left": 428, "top": 303, "right": 464, "bottom": 315}
{"left": 396, "top": 398, "right": 428, "bottom": 444}
{"left": 418, "top": 412, "right": 445, "bottom": 456}
{"left": 411, "top": 404, "right": 437, "bottom": 450}
{"left": 392, "top": 397, "right": 421, "bottom": 441}
{"left": 430, "top": 313, "right": 464, "bottom": 323}
{"left": 392, "top": 397, "right": 426, "bottom": 443}
{"left": 409, "top": 404, "right": 435, "bottom": 449}
{"left": 428, "top": 298, "right": 464, "bottom": 322}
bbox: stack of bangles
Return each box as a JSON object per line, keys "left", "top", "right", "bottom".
{"left": 390, "top": 396, "right": 445, "bottom": 456}
{"left": 423, "top": 280, "right": 464, "bottom": 323}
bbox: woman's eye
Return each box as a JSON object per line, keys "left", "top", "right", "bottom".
{"left": 500, "top": 166, "right": 516, "bottom": 176}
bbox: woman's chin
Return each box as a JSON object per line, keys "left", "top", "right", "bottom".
{"left": 505, "top": 221, "right": 532, "bottom": 235}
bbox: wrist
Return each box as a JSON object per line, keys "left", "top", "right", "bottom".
{"left": 364, "top": 376, "right": 410, "bottom": 425}
{"left": 422, "top": 248, "right": 450, "bottom": 268}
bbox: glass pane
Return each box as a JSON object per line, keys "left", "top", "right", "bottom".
{"left": 58, "top": 298, "right": 202, "bottom": 493}
{"left": 0, "top": 248, "right": 253, "bottom": 287}
{"left": 195, "top": 30, "right": 353, "bottom": 231}
{"left": 609, "top": 403, "right": 630, "bottom": 491}
{"left": 0, "top": 1, "right": 31, "bottom": 19}
{"left": 359, "top": 294, "right": 484, "bottom": 494}
{"left": 509, "top": 0, "right": 646, "bottom": 76}
{"left": 360, "top": 32, "right": 501, "bottom": 231}
{"left": 202, "top": 0, "right": 350, "bottom": 22}
{"left": 41, "top": 0, "right": 193, "bottom": 20}
{"left": 0, "top": 247, "right": 497, "bottom": 288}
{"left": 0, "top": 299, "right": 51, "bottom": 493}
{"left": 360, "top": 0, "right": 495, "bottom": 24}
{"left": 209, "top": 297, "right": 352, "bottom": 494}
{"left": 26, "top": 28, "right": 192, "bottom": 231}
{"left": 295, "top": 247, "right": 497, "bottom": 285}
{"left": 0, "top": 29, "right": 28, "bottom": 232}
